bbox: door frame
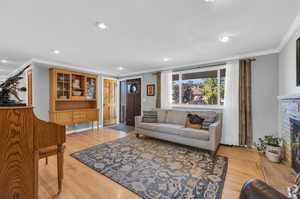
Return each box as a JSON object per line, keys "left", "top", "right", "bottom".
{"left": 27, "top": 69, "right": 33, "bottom": 106}
{"left": 118, "top": 76, "right": 143, "bottom": 120}
{"left": 102, "top": 77, "right": 120, "bottom": 127}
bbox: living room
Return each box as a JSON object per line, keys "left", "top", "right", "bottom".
{"left": 1, "top": 1, "right": 300, "bottom": 199}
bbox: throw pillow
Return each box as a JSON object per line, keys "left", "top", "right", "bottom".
{"left": 185, "top": 119, "right": 202, "bottom": 129}
{"left": 185, "top": 114, "right": 204, "bottom": 129}
{"left": 142, "top": 111, "right": 158, "bottom": 123}
{"left": 201, "top": 115, "right": 217, "bottom": 129}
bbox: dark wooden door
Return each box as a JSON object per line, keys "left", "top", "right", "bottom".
{"left": 126, "top": 78, "right": 141, "bottom": 126}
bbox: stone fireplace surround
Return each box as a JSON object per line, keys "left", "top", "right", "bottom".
{"left": 279, "top": 94, "right": 300, "bottom": 168}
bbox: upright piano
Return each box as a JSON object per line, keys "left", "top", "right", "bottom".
{"left": 0, "top": 106, "right": 66, "bottom": 199}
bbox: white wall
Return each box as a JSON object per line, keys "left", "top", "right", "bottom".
{"left": 32, "top": 63, "right": 49, "bottom": 121}
{"left": 142, "top": 73, "right": 157, "bottom": 111}
{"left": 252, "top": 54, "right": 279, "bottom": 142}
{"left": 279, "top": 26, "right": 300, "bottom": 96}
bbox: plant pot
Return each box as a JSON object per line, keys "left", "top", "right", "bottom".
{"left": 266, "top": 151, "right": 281, "bottom": 163}
{"left": 266, "top": 145, "right": 281, "bottom": 154}
{"left": 266, "top": 145, "right": 281, "bottom": 163}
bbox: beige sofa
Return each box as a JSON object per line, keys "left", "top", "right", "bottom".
{"left": 135, "top": 110, "right": 222, "bottom": 155}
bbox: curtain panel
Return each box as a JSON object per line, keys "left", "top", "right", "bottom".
{"left": 239, "top": 59, "right": 253, "bottom": 147}
{"left": 156, "top": 72, "right": 161, "bottom": 109}
{"left": 160, "top": 70, "right": 172, "bottom": 110}
{"left": 222, "top": 61, "right": 240, "bottom": 146}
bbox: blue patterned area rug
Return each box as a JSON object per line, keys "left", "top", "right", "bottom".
{"left": 70, "top": 136, "right": 228, "bottom": 199}
{"left": 106, "top": 124, "right": 135, "bottom": 133}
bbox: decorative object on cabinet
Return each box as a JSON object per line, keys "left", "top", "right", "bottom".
{"left": 86, "top": 77, "right": 96, "bottom": 99}
{"left": 49, "top": 68, "right": 99, "bottom": 127}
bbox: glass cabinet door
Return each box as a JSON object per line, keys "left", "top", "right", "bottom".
{"left": 86, "top": 77, "right": 96, "bottom": 99}
{"left": 56, "top": 72, "right": 70, "bottom": 99}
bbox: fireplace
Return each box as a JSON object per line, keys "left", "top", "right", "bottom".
{"left": 290, "top": 118, "right": 300, "bottom": 172}
{"left": 279, "top": 94, "right": 300, "bottom": 169}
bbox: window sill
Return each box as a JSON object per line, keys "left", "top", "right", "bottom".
{"left": 170, "top": 104, "right": 224, "bottom": 110}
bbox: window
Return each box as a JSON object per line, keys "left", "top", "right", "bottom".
{"left": 171, "top": 66, "right": 226, "bottom": 107}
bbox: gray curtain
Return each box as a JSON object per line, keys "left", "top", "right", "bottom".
{"left": 239, "top": 59, "right": 253, "bottom": 147}
{"left": 156, "top": 72, "right": 161, "bottom": 109}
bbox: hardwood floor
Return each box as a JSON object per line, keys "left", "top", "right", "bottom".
{"left": 38, "top": 128, "right": 295, "bottom": 199}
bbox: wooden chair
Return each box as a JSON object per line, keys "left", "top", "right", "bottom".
{"left": 34, "top": 116, "right": 66, "bottom": 197}
{"left": 38, "top": 145, "right": 65, "bottom": 194}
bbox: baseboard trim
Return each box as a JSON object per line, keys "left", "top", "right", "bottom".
{"left": 67, "top": 125, "right": 103, "bottom": 134}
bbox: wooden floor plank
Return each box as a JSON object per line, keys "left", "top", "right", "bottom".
{"left": 38, "top": 128, "right": 294, "bottom": 199}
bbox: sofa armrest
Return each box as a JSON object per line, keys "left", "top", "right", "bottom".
{"left": 209, "top": 121, "right": 222, "bottom": 151}
{"left": 135, "top": 116, "right": 142, "bottom": 128}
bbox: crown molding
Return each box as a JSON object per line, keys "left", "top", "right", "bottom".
{"left": 118, "top": 48, "right": 279, "bottom": 77}
{"left": 277, "top": 11, "right": 300, "bottom": 51}
{"left": 30, "top": 59, "right": 118, "bottom": 77}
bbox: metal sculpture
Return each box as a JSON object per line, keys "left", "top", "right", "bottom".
{"left": 0, "top": 65, "right": 30, "bottom": 106}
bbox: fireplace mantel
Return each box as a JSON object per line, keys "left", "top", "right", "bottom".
{"left": 278, "top": 93, "right": 300, "bottom": 100}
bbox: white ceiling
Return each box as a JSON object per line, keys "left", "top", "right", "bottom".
{"left": 0, "top": 0, "right": 300, "bottom": 77}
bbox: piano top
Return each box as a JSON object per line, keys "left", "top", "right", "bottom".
{"left": 0, "top": 106, "right": 33, "bottom": 110}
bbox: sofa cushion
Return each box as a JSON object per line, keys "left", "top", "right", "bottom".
{"left": 165, "top": 110, "right": 187, "bottom": 125}
{"left": 142, "top": 111, "right": 158, "bottom": 123}
{"left": 157, "top": 110, "right": 168, "bottom": 123}
{"left": 181, "top": 128, "right": 209, "bottom": 141}
{"left": 137, "top": 122, "right": 184, "bottom": 135}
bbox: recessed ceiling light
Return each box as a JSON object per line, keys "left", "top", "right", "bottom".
{"left": 52, "top": 49, "right": 61, "bottom": 54}
{"left": 204, "top": 0, "right": 215, "bottom": 2}
{"left": 96, "top": 22, "right": 108, "bottom": 30}
{"left": 163, "top": 57, "right": 170, "bottom": 62}
{"left": 0, "top": 59, "right": 8, "bottom": 63}
{"left": 118, "top": 66, "right": 124, "bottom": 71}
{"left": 219, "top": 35, "right": 230, "bottom": 43}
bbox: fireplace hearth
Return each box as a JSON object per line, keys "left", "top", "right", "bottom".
{"left": 290, "top": 118, "right": 300, "bottom": 172}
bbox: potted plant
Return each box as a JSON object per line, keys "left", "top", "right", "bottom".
{"left": 255, "top": 138, "right": 266, "bottom": 156}
{"left": 255, "top": 135, "right": 282, "bottom": 163}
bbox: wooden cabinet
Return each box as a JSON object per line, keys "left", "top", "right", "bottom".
{"left": 86, "top": 109, "right": 98, "bottom": 121}
{"left": 52, "top": 111, "right": 73, "bottom": 125}
{"left": 51, "top": 109, "right": 99, "bottom": 125}
{"left": 49, "top": 68, "right": 99, "bottom": 125}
